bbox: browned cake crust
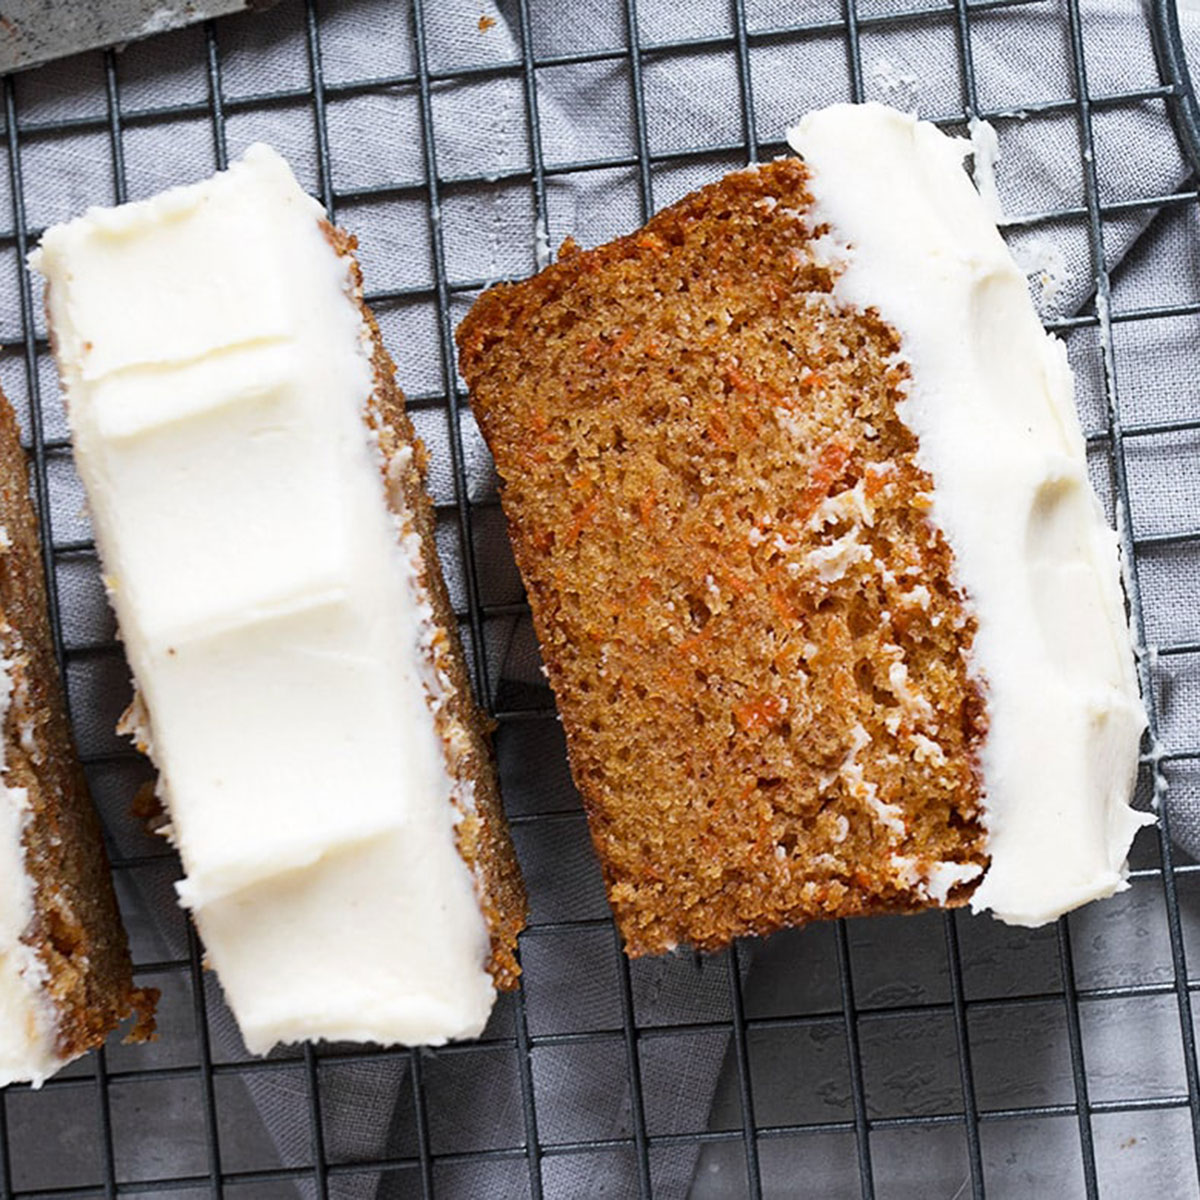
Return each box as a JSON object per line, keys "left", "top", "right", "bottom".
{"left": 0, "top": 394, "right": 155, "bottom": 1060}
{"left": 327, "top": 225, "right": 527, "bottom": 987}
{"left": 457, "top": 159, "right": 988, "bottom": 956}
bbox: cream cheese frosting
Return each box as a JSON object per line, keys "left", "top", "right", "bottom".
{"left": 787, "top": 103, "right": 1151, "bottom": 926}
{"left": 0, "top": 659, "right": 64, "bottom": 1087}
{"left": 32, "top": 143, "right": 496, "bottom": 1052}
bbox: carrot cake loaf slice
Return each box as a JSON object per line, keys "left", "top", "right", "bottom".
{"left": 0, "top": 393, "right": 153, "bottom": 1086}
{"left": 32, "top": 144, "right": 526, "bottom": 1053}
{"left": 457, "top": 102, "right": 1149, "bottom": 956}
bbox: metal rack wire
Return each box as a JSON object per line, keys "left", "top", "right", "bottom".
{"left": 1, "top": 0, "right": 1199, "bottom": 1196}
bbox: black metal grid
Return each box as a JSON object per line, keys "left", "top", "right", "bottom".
{"left": 0, "top": 0, "right": 1198, "bottom": 1196}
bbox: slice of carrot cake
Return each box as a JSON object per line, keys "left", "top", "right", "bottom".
{"left": 31, "top": 144, "right": 526, "bottom": 1053}
{"left": 0, "top": 393, "right": 153, "bottom": 1087}
{"left": 456, "top": 102, "right": 1149, "bottom": 956}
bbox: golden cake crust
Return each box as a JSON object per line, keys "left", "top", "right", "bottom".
{"left": 458, "top": 159, "right": 988, "bottom": 955}
{"left": 0, "top": 392, "right": 155, "bottom": 1060}
{"left": 328, "top": 225, "right": 527, "bottom": 987}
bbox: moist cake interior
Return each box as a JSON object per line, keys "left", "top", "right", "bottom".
{"left": 459, "top": 158, "right": 989, "bottom": 955}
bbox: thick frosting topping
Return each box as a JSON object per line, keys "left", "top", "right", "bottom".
{"left": 788, "top": 103, "right": 1150, "bottom": 926}
{"left": 0, "top": 658, "right": 63, "bottom": 1086}
{"left": 32, "top": 144, "right": 495, "bottom": 1051}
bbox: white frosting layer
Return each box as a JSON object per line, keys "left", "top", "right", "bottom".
{"left": 0, "top": 658, "right": 63, "bottom": 1086}
{"left": 33, "top": 144, "right": 495, "bottom": 1052}
{"left": 788, "top": 103, "right": 1151, "bottom": 926}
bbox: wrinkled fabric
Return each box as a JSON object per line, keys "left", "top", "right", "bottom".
{"left": 7, "top": 1, "right": 1198, "bottom": 1197}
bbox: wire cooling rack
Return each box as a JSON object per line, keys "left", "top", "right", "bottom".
{"left": 2, "top": 0, "right": 1200, "bottom": 1197}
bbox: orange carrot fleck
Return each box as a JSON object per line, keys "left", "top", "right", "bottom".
{"left": 797, "top": 440, "right": 852, "bottom": 518}
{"left": 864, "top": 464, "right": 894, "bottom": 498}
{"left": 563, "top": 497, "right": 598, "bottom": 547}
{"left": 754, "top": 808, "right": 774, "bottom": 854}
{"left": 768, "top": 590, "right": 796, "bottom": 623}
{"left": 678, "top": 623, "right": 714, "bottom": 657}
{"left": 638, "top": 490, "right": 657, "bottom": 525}
{"left": 610, "top": 328, "right": 635, "bottom": 354}
{"left": 723, "top": 570, "right": 752, "bottom": 597}
{"left": 734, "top": 694, "right": 784, "bottom": 734}
{"left": 818, "top": 440, "right": 851, "bottom": 476}
{"left": 706, "top": 411, "right": 729, "bottom": 447}
{"left": 724, "top": 364, "right": 756, "bottom": 393}
{"left": 657, "top": 665, "right": 690, "bottom": 693}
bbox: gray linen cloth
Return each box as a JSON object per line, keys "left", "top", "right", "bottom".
{"left": 6, "top": 1, "right": 1199, "bottom": 1197}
